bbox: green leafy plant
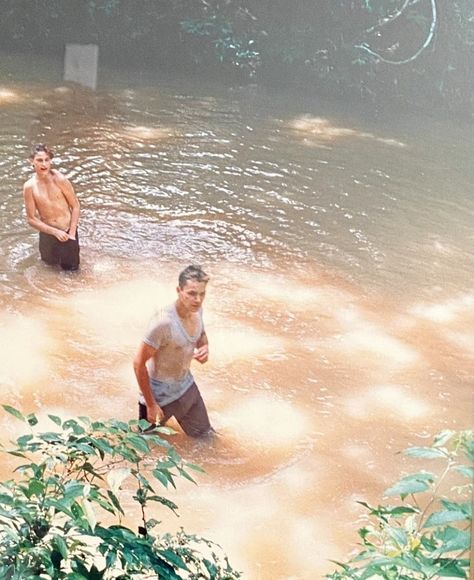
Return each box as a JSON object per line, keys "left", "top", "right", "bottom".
{"left": 327, "top": 429, "right": 473, "bottom": 579}
{"left": 0, "top": 405, "right": 240, "bottom": 579}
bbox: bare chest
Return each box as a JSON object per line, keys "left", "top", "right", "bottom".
{"left": 33, "top": 180, "right": 64, "bottom": 204}
{"left": 32, "top": 181, "right": 69, "bottom": 219}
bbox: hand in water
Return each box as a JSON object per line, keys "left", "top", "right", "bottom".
{"left": 147, "top": 401, "right": 164, "bottom": 425}
{"left": 193, "top": 345, "right": 209, "bottom": 364}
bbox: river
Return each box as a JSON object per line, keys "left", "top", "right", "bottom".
{"left": 0, "top": 52, "right": 473, "bottom": 578}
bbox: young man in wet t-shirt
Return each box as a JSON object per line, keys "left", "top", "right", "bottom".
{"left": 133, "top": 265, "right": 214, "bottom": 437}
{"left": 23, "top": 144, "right": 80, "bottom": 270}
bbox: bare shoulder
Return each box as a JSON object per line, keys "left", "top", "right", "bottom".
{"left": 51, "top": 169, "right": 76, "bottom": 197}
{"left": 148, "top": 308, "right": 172, "bottom": 330}
{"left": 51, "top": 169, "right": 68, "bottom": 184}
{"left": 23, "top": 175, "right": 35, "bottom": 193}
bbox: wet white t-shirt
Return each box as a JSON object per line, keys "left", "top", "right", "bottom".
{"left": 140, "top": 304, "right": 204, "bottom": 406}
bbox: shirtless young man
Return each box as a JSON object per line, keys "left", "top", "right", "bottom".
{"left": 133, "top": 265, "right": 214, "bottom": 437}
{"left": 23, "top": 144, "right": 80, "bottom": 270}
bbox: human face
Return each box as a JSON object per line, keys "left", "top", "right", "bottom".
{"left": 31, "top": 151, "right": 52, "bottom": 177}
{"left": 177, "top": 280, "right": 207, "bottom": 313}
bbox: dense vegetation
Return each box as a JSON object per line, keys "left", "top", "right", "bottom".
{"left": 0, "top": 0, "right": 472, "bottom": 117}
{"left": 327, "top": 430, "right": 473, "bottom": 579}
{"left": 0, "top": 404, "right": 470, "bottom": 578}
{"left": 0, "top": 405, "right": 239, "bottom": 579}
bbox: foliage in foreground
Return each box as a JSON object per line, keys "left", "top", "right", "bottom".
{"left": 327, "top": 430, "right": 473, "bottom": 579}
{"left": 0, "top": 405, "right": 240, "bottom": 579}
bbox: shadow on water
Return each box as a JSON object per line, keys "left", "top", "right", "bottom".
{"left": 0, "top": 53, "right": 473, "bottom": 578}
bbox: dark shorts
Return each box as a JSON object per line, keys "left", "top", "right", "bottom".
{"left": 139, "top": 382, "right": 212, "bottom": 438}
{"left": 39, "top": 231, "right": 80, "bottom": 271}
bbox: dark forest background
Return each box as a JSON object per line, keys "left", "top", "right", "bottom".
{"left": 0, "top": 0, "right": 472, "bottom": 118}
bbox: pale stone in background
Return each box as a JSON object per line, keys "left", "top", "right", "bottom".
{"left": 64, "top": 43, "right": 99, "bottom": 89}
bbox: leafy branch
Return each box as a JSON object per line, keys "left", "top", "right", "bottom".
{"left": 0, "top": 405, "right": 238, "bottom": 579}
{"left": 327, "top": 429, "right": 473, "bottom": 579}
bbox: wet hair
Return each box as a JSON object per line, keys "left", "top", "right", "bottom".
{"left": 178, "top": 265, "right": 209, "bottom": 288}
{"left": 30, "top": 143, "right": 54, "bottom": 160}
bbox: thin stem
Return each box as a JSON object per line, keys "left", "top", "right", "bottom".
{"left": 355, "top": 0, "right": 437, "bottom": 65}
{"left": 364, "top": 0, "right": 412, "bottom": 36}
{"left": 416, "top": 459, "right": 453, "bottom": 534}
{"left": 135, "top": 462, "right": 148, "bottom": 534}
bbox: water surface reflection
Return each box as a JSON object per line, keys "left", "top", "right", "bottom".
{"left": 0, "top": 59, "right": 473, "bottom": 578}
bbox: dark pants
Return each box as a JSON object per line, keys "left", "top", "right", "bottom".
{"left": 39, "top": 231, "right": 80, "bottom": 271}
{"left": 139, "top": 382, "right": 212, "bottom": 438}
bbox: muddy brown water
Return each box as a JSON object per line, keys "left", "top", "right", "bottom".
{"left": 0, "top": 53, "right": 473, "bottom": 578}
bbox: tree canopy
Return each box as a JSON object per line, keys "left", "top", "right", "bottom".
{"left": 0, "top": 1, "right": 472, "bottom": 117}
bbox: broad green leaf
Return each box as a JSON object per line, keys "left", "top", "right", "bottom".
{"left": 17, "top": 434, "right": 33, "bottom": 447}
{"left": 153, "top": 469, "right": 172, "bottom": 488}
{"left": 26, "top": 413, "right": 38, "bottom": 426}
{"left": 126, "top": 434, "right": 150, "bottom": 453}
{"left": 454, "top": 465, "right": 473, "bottom": 478}
{"left": 40, "top": 432, "right": 63, "bottom": 443}
{"left": 109, "top": 419, "right": 129, "bottom": 431}
{"left": 386, "top": 526, "right": 408, "bottom": 546}
{"left": 64, "top": 480, "right": 86, "bottom": 498}
{"left": 430, "top": 527, "right": 471, "bottom": 556}
{"left": 106, "top": 489, "right": 124, "bottom": 514}
{"left": 436, "top": 559, "right": 469, "bottom": 577}
{"left": 440, "top": 499, "right": 472, "bottom": 516}
{"left": 384, "top": 478, "right": 431, "bottom": 497}
{"left": 28, "top": 479, "right": 45, "bottom": 497}
{"left": 7, "top": 450, "right": 27, "bottom": 458}
{"left": 148, "top": 495, "right": 179, "bottom": 513}
{"left": 91, "top": 437, "right": 114, "bottom": 455}
{"left": 404, "top": 447, "right": 446, "bottom": 459}
{"left": 48, "top": 415, "right": 62, "bottom": 426}
{"left": 203, "top": 558, "right": 218, "bottom": 578}
{"left": 156, "top": 460, "right": 177, "bottom": 469}
{"left": 425, "top": 509, "right": 469, "bottom": 527}
{"left": 45, "top": 497, "right": 75, "bottom": 517}
{"left": 433, "top": 429, "right": 455, "bottom": 447}
{"left": 0, "top": 494, "right": 14, "bottom": 506}
{"left": 2, "top": 405, "right": 25, "bottom": 422}
{"left": 186, "top": 462, "right": 206, "bottom": 473}
{"left": 177, "top": 467, "right": 197, "bottom": 485}
{"left": 80, "top": 498, "right": 97, "bottom": 532}
{"left": 52, "top": 534, "right": 69, "bottom": 559}
{"left": 158, "top": 548, "right": 189, "bottom": 571}
{"left": 62, "top": 419, "right": 85, "bottom": 435}
{"left": 74, "top": 442, "right": 97, "bottom": 455}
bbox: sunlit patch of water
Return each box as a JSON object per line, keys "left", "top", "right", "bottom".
{"left": 0, "top": 314, "right": 54, "bottom": 389}
{"left": 0, "top": 87, "right": 20, "bottom": 104}
{"left": 122, "top": 124, "right": 176, "bottom": 141}
{"left": 409, "top": 292, "right": 474, "bottom": 323}
{"left": 217, "top": 393, "right": 310, "bottom": 447}
{"left": 342, "top": 383, "right": 431, "bottom": 421}
{"left": 288, "top": 115, "right": 406, "bottom": 148}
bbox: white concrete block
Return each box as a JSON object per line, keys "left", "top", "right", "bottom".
{"left": 64, "top": 43, "right": 99, "bottom": 90}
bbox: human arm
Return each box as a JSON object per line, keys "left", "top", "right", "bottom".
{"left": 54, "top": 172, "right": 80, "bottom": 239}
{"left": 193, "top": 331, "right": 209, "bottom": 364}
{"left": 23, "top": 183, "right": 70, "bottom": 241}
{"left": 133, "top": 342, "right": 164, "bottom": 424}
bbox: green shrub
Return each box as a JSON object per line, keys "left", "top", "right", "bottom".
{"left": 327, "top": 430, "right": 473, "bottom": 579}
{"left": 0, "top": 405, "right": 240, "bottom": 579}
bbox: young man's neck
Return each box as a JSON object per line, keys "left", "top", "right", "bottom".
{"left": 175, "top": 299, "right": 195, "bottom": 319}
{"left": 35, "top": 170, "right": 53, "bottom": 182}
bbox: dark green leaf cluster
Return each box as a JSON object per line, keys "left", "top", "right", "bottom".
{"left": 0, "top": 405, "right": 240, "bottom": 579}
{"left": 327, "top": 429, "right": 473, "bottom": 579}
